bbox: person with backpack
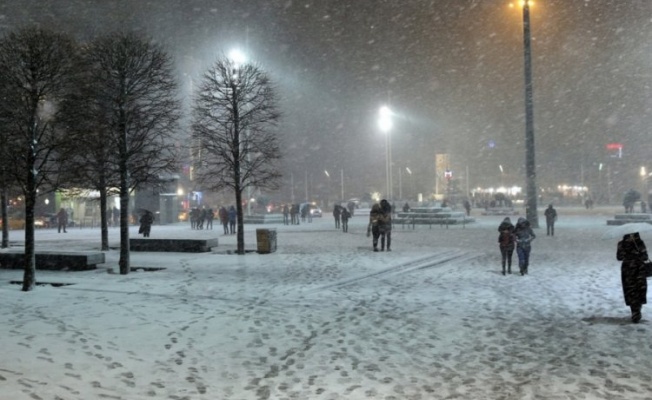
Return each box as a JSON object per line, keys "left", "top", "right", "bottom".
{"left": 497, "top": 217, "right": 515, "bottom": 275}
{"left": 514, "top": 217, "right": 536, "bottom": 275}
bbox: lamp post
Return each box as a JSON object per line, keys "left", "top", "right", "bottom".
{"left": 406, "top": 167, "right": 413, "bottom": 200}
{"left": 517, "top": 0, "right": 539, "bottom": 227}
{"left": 324, "top": 170, "right": 331, "bottom": 207}
{"left": 378, "top": 106, "right": 393, "bottom": 200}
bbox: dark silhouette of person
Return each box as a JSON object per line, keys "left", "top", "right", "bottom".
{"left": 544, "top": 204, "right": 557, "bottom": 236}
{"left": 617, "top": 232, "right": 648, "bottom": 323}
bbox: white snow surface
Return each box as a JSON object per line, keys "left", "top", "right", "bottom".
{"left": 1, "top": 206, "right": 652, "bottom": 400}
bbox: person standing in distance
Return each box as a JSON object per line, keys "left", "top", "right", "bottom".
{"left": 544, "top": 204, "right": 557, "bottom": 236}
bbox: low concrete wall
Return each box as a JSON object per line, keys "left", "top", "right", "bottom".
{"left": 0, "top": 250, "right": 105, "bottom": 271}
{"left": 130, "top": 238, "right": 218, "bottom": 252}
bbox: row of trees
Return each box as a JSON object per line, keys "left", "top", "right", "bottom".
{"left": 0, "top": 27, "right": 282, "bottom": 291}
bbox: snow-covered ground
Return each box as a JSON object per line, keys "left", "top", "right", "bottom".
{"left": 2, "top": 205, "right": 651, "bottom": 400}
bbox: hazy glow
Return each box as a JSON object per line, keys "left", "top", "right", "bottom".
{"left": 378, "top": 106, "right": 393, "bottom": 133}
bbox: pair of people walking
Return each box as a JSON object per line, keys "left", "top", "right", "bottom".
{"left": 497, "top": 217, "right": 535, "bottom": 276}
{"left": 367, "top": 199, "right": 392, "bottom": 251}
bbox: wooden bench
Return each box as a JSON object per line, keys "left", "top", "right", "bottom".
{"left": 129, "top": 238, "right": 218, "bottom": 253}
{"left": 0, "top": 250, "right": 105, "bottom": 271}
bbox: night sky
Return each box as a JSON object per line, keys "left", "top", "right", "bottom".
{"left": 4, "top": 0, "right": 652, "bottom": 202}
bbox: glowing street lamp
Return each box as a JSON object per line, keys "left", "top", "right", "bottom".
{"left": 378, "top": 106, "right": 393, "bottom": 200}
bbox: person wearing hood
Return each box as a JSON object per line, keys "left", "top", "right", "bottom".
{"left": 379, "top": 199, "right": 392, "bottom": 251}
{"left": 514, "top": 217, "right": 536, "bottom": 275}
{"left": 617, "top": 232, "right": 649, "bottom": 323}
{"left": 497, "top": 217, "right": 515, "bottom": 275}
{"left": 367, "top": 203, "right": 382, "bottom": 251}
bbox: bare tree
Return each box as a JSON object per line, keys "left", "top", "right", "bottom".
{"left": 192, "top": 57, "right": 282, "bottom": 254}
{"left": 67, "top": 33, "right": 181, "bottom": 274}
{"left": 0, "top": 27, "right": 78, "bottom": 291}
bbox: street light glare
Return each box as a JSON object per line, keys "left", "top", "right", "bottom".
{"left": 378, "top": 106, "right": 393, "bottom": 132}
{"left": 228, "top": 49, "right": 247, "bottom": 67}
{"left": 509, "top": 1, "right": 534, "bottom": 8}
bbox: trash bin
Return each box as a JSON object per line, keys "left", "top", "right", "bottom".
{"left": 256, "top": 228, "right": 277, "bottom": 254}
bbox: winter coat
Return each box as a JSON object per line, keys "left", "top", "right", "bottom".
{"left": 379, "top": 199, "right": 392, "bottom": 233}
{"left": 617, "top": 233, "right": 648, "bottom": 306}
{"left": 544, "top": 206, "right": 557, "bottom": 223}
{"left": 228, "top": 207, "right": 236, "bottom": 222}
{"left": 219, "top": 207, "right": 228, "bottom": 224}
{"left": 513, "top": 218, "right": 535, "bottom": 249}
{"left": 497, "top": 218, "right": 515, "bottom": 249}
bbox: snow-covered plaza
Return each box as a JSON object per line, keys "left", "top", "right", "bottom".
{"left": 2, "top": 206, "right": 651, "bottom": 400}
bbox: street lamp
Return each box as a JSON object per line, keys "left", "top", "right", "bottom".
{"left": 324, "top": 170, "right": 330, "bottom": 207}
{"left": 512, "top": 0, "right": 539, "bottom": 228}
{"left": 378, "top": 106, "right": 393, "bottom": 200}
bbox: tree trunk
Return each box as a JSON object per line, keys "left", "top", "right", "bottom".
{"left": 1, "top": 183, "right": 8, "bottom": 249}
{"left": 22, "top": 158, "right": 37, "bottom": 291}
{"left": 99, "top": 185, "right": 109, "bottom": 251}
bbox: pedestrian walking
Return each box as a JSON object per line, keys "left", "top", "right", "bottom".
{"left": 340, "top": 206, "right": 350, "bottom": 233}
{"left": 228, "top": 205, "right": 236, "bottom": 234}
{"left": 57, "top": 208, "right": 68, "bottom": 233}
{"left": 367, "top": 203, "right": 382, "bottom": 251}
{"left": 139, "top": 210, "right": 154, "bottom": 238}
{"left": 282, "top": 204, "right": 290, "bottom": 225}
{"left": 333, "top": 204, "right": 341, "bottom": 229}
{"left": 497, "top": 217, "right": 515, "bottom": 275}
{"left": 206, "top": 208, "right": 214, "bottom": 230}
{"left": 219, "top": 207, "right": 229, "bottom": 234}
{"left": 379, "top": 199, "right": 392, "bottom": 251}
{"left": 544, "top": 204, "right": 557, "bottom": 236}
{"left": 616, "top": 232, "right": 649, "bottom": 323}
{"left": 514, "top": 217, "right": 536, "bottom": 275}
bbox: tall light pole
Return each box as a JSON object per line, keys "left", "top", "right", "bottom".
{"left": 406, "top": 167, "right": 413, "bottom": 200}
{"left": 378, "top": 106, "right": 393, "bottom": 200}
{"left": 518, "top": 0, "right": 539, "bottom": 227}
{"left": 324, "top": 170, "right": 330, "bottom": 207}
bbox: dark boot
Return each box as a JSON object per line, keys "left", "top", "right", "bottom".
{"left": 631, "top": 305, "right": 642, "bottom": 323}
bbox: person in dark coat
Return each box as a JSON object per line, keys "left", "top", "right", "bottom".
{"left": 219, "top": 206, "right": 229, "bottom": 234}
{"left": 379, "top": 199, "right": 392, "bottom": 251}
{"left": 282, "top": 204, "right": 290, "bottom": 225}
{"left": 367, "top": 203, "right": 382, "bottom": 251}
{"left": 206, "top": 208, "right": 214, "bottom": 230}
{"left": 514, "top": 217, "right": 535, "bottom": 275}
{"left": 57, "top": 207, "right": 68, "bottom": 233}
{"left": 616, "top": 232, "right": 648, "bottom": 323}
{"left": 497, "top": 217, "right": 515, "bottom": 275}
{"left": 139, "top": 211, "right": 154, "bottom": 238}
{"left": 544, "top": 204, "right": 557, "bottom": 236}
{"left": 340, "top": 206, "right": 350, "bottom": 233}
{"left": 228, "top": 205, "right": 236, "bottom": 234}
{"left": 333, "top": 204, "right": 341, "bottom": 229}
